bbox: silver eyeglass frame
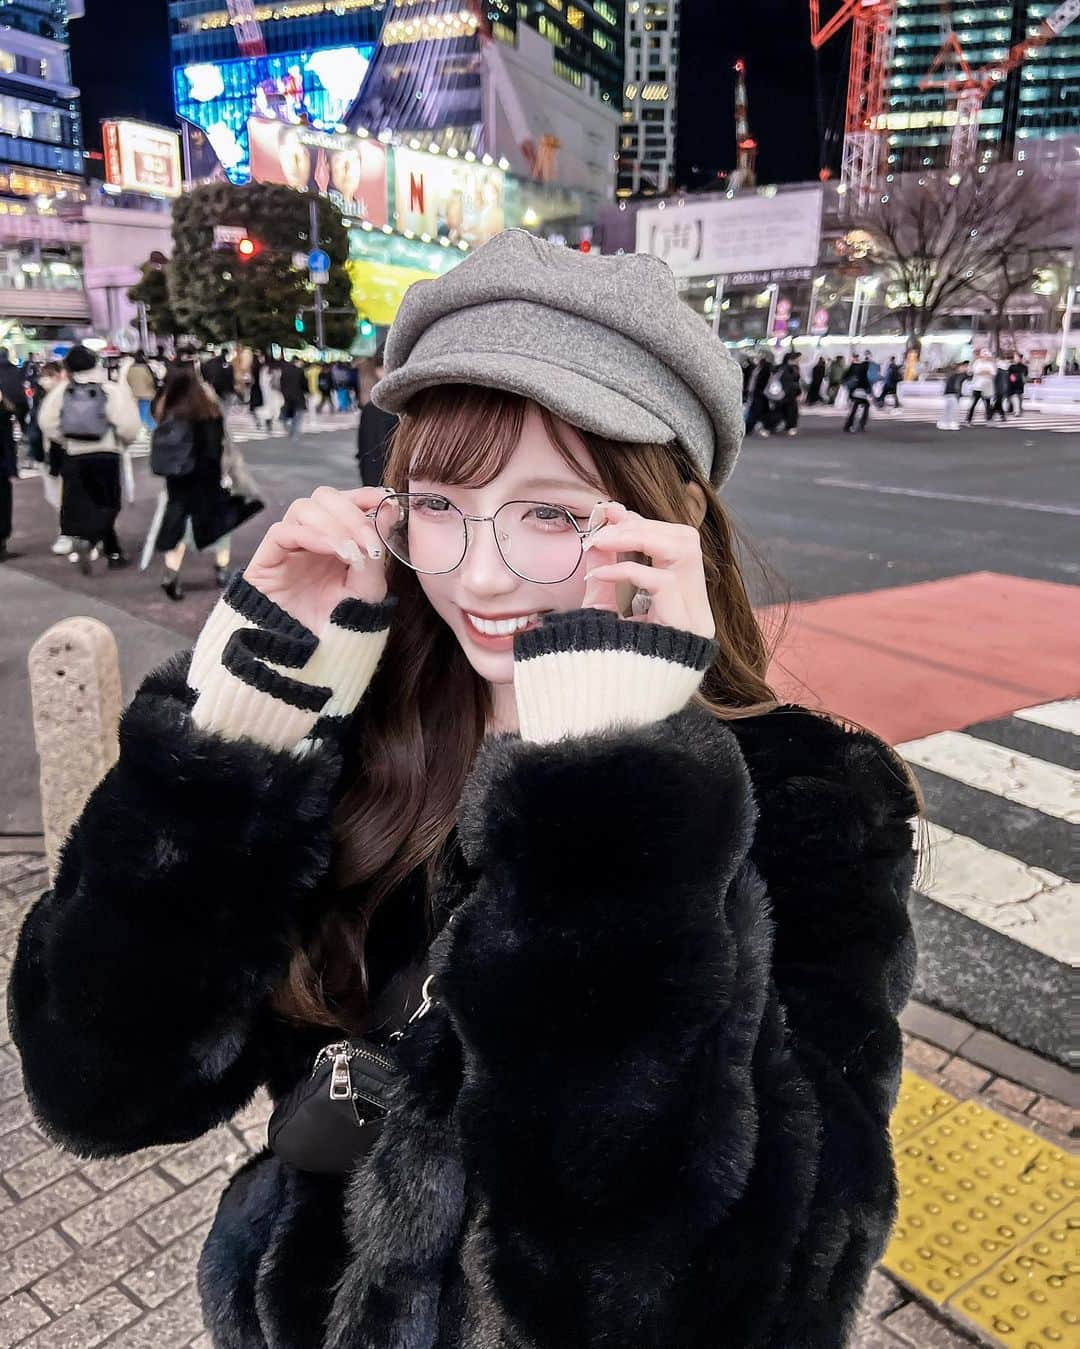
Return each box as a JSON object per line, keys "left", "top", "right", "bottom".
{"left": 370, "top": 492, "right": 608, "bottom": 585}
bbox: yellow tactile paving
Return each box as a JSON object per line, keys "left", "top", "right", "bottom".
{"left": 883, "top": 1073, "right": 1080, "bottom": 1349}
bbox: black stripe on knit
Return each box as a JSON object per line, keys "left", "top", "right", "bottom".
{"left": 515, "top": 608, "right": 718, "bottom": 672}
{"left": 222, "top": 630, "right": 331, "bottom": 714}
{"left": 224, "top": 573, "right": 314, "bottom": 644}
{"left": 329, "top": 595, "right": 398, "bottom": 634}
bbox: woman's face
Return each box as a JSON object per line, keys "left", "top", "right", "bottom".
{"left": 412, "top": 407, "right": 602, "bottom": 687}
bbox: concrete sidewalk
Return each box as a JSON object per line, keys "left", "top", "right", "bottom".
{"left": 0, "top": 566, "right": 185, "bottom": 837}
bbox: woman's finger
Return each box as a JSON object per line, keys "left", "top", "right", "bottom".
{"left": 311, "top": 486, "right": 384, "bottom": 560}
{"left": 585, "top": 560, "right": 701, "bottom": 633}
{"left": 584, "top": 518, "right": 701, "bottom": 568}
{"left": 254, "top": 520, "right": 352, "bottom": 571}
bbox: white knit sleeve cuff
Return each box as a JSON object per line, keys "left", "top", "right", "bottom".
{"left": 187, "top": 576, "right": 394, "bottom": 752}
{"left": 512, "top": 610, "right": 718, "bottom": 745}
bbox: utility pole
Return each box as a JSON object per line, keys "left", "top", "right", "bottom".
{"left": 309, "top": 196, "right": 326, "bottom": 352}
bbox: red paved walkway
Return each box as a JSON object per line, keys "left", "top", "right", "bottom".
{"left": 766, "top": 571, "right": 1080, "bottom": 744}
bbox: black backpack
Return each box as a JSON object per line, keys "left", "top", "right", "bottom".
{"left": 60, "top": 382, "right": 111, "bottom": 442}
{"left": 150, "top": 416, "right": 196, "bottom": 477}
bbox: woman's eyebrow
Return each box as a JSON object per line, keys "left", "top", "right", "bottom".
{"left": 513, "top": 477, "right": 597, "bottom": 495}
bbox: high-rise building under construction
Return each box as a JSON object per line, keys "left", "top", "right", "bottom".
{"left": 885, "top": 1, "right": 1080, "bottom": 170}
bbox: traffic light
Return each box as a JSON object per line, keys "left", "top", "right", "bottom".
{"left": 358, "top": 318, "right": 375, "bottom": 339}
{"left": 578, "top": 239, "right": 592, "bottom": 254}
{"left": 237, "top": 237, "right": 260, "bottom": 261}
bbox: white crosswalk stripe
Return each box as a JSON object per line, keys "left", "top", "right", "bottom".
{"left": 897, "top": 729, "right": 1078, "bottom": 823}
{"left": 1014, "top": 699, "right": 1080, "bottom": 737}
{"left": 800, "top": 403, "right": 1080, "bottom": 434}
{"left": 898, "top": 699, "right": 1078, "bottom": 965}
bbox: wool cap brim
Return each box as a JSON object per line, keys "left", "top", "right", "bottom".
{"left": 371, "top": 229, "right": 744, "bottom": 487}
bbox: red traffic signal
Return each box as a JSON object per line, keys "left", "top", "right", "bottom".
{"left": 237, "top": 237, "right": 259, "bottom": 260}
{"left": 578, "top": 239, "right": 592, "bottom": 253}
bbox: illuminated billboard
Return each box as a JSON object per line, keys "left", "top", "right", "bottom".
{"left": 393, "top": 149, "right": 505, "bottom": 248}
{"left": 249, "top": 118, "right": 387, "bottom": 225}
{"left": 347, "top": 229, "right": 462, "bottom": 327}
{"left": 102, "top": 121, "right": 183, "bottom": 198}
{"left": 174, "top": 44, "right": 375, "bottom": 185}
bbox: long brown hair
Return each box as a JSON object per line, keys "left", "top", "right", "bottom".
{"left": 276, "top": 384, "right": 782, "bottom": 1027}
{"left": 153, "top": 367, "right": 221, "bottom": 423}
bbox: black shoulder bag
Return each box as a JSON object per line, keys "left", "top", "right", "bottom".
{"left": 268, "top": 962, "right": 432, "bottom": 1174}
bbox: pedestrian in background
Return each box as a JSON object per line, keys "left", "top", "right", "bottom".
{"left": 937, "top": 361, "right": 968, "bottom": 430}
{"left": 27, "top": 362, "right": 70, "bottom": 554}
{"left": 315, "top": 362, "right": 335, "bottom": 415}
{"left": 990, "top": 357, "right": 1011, "bottom": 424}
{"left": 38, "top": 344, "right": 141, "bottom": 574}
{"left": 0, "top": 345, "right": 29, "bottom": 561}
{"left": 150, "top": 367, "right": 263, "bottom": 602}
{"left": 249, "top": 350, "right": 266, "bottom": 428}
{"left": 775, "top": 350, "right": 801, "bottom": 437}
{"left": 966, "top": 350, "right": 996, "bottom": 424}
{"left": 744, "top": 352, "right": 774, "bottom": 437}
{"left": 201, "top": 348, "right": 236, "bottom": 410}
{"left": 279, "top": 357, "right": 308, "bottom": 437}
{"left": 1007, "top": 354, "right": 1028, "bottom": 414}
{"left": 805, "top": 354, "right": 827, "bottom": 405}
{"left": 125, "top": 349, "right": 160, "bottom": 433}
{"left": 258, "top": 359, "right": 284, "bottom": 434}
{"left": 842, "top": 354, "right": 872, "bottom": 433}
{"left": 332, "top": 359, "right": 352, "bottom": 412}
{"left": 826, "top": 354, "right": 846, "bottom": 404}
{"left": 876, "top": 356, "right": 902, "bottom": 412}
{"left": 356, "top": 345, "right": 398, "bottom": 485}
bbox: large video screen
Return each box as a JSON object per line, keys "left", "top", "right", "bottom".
{"left": 174, "top": 44, "right": 374, "bottom": 185}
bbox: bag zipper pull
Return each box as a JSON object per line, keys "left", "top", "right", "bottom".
{"left": 329, "top": 1051, "right": 353, "bottom": 1101}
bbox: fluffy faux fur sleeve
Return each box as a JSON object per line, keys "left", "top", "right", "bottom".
{"left": 428, "top": 704, "right": 918, "bottom": 1349}
{"left": 8, "top": 652, "right": 342, "bottom": 1158}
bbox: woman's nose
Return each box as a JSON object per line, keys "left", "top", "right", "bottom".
{"left": 458, "top": 518, "right": 518, "bottom": 596}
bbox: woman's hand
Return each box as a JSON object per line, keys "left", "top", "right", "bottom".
{"left": 581, "top": 502, "right": 714, "bottom": 640}
{"left": 243, "top": 486, "right": 391, "bottom": 634}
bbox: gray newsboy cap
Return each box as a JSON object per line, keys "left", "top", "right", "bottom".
{"left": 372, "top": 229, "right": 744, "bottom": 487}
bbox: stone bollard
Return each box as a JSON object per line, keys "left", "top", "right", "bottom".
{"left": 28, "top": 617, "right": 122, "bottom": 882}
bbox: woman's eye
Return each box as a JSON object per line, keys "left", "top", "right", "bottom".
{"left": 524, "top": 505, "right": 574, "bottom": 529}
{"left": 414, "top": 496, "right": 452, "bottom": 515}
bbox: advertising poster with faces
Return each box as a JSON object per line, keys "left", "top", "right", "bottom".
{"left": 393, "top": 149, "right": 506, "bottom": 247}
{"left": 248, "top": 118, "right": 389, "bottom": 227}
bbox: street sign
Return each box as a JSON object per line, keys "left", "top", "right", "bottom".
{"left": 311, "top": 269, "right": 330, "bottom": 286}
{"left": 214, "top": 225, "right": 247, "bottom": 246}
{"left": 308, "top": 249, "right": 330, "bottom": 274}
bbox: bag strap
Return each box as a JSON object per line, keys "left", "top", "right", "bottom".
{"left": 360, "top": 958, "right": 432, "bottom": 1043}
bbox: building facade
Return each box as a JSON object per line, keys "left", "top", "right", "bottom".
{"left": 886, "top": 1, "right": 1080, "bottom": 170}
{"left": 0, "top": 0, "right": 84, "bottom": 182}
{"left": 617, "top": 0, "right": 678, "bottom": 197}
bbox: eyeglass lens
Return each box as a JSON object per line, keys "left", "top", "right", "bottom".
{"left": 373, "top": 494, "right": 586, "bottom": 584}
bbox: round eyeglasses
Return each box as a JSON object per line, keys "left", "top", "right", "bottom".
{"left": 371, "top": 492, "right": 604, "bottom": 586}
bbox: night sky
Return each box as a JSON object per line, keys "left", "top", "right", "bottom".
{"left": 71, "top": 0, "right": 844, "bottom": 185}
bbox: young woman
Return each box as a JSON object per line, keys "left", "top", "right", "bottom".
{"left": 151, "top": 368, "right": 262, "bottom": 601}
{"left": 11, "top": 232, "right": 918, "bottom": 1349}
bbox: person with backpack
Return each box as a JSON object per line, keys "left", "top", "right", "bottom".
{"left": 773, "top": 350, "right": 802, "bottom": 437}
{"left": 150, "top": 368, "right": 264, "bottom": 601}
{"left": 37, "top": 345, "right": 141, "bottom": 574}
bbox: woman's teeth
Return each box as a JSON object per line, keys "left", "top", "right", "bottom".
{"left": 467, "top": 613, "right": 541, "bottom": 637}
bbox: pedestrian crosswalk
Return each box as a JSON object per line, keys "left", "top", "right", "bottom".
{"left": 896, "top": 699, "right": 1077, "bottom": 1062}
{"left": 801, "top": 402, "right": 1080, "bottom": 434}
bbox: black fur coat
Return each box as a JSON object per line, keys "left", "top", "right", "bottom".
{"left": 9, "top": 654, "right": 917, "bottom": 1349}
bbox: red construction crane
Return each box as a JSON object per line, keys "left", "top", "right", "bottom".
{"left": 920, "top": 0, "right": 1080, "bottom": 172}
{"left": 809, "top": 0, "right": 896, "bottom": 207}
{"left": 733, "top": 60, "right": 758, "bottom": 188}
